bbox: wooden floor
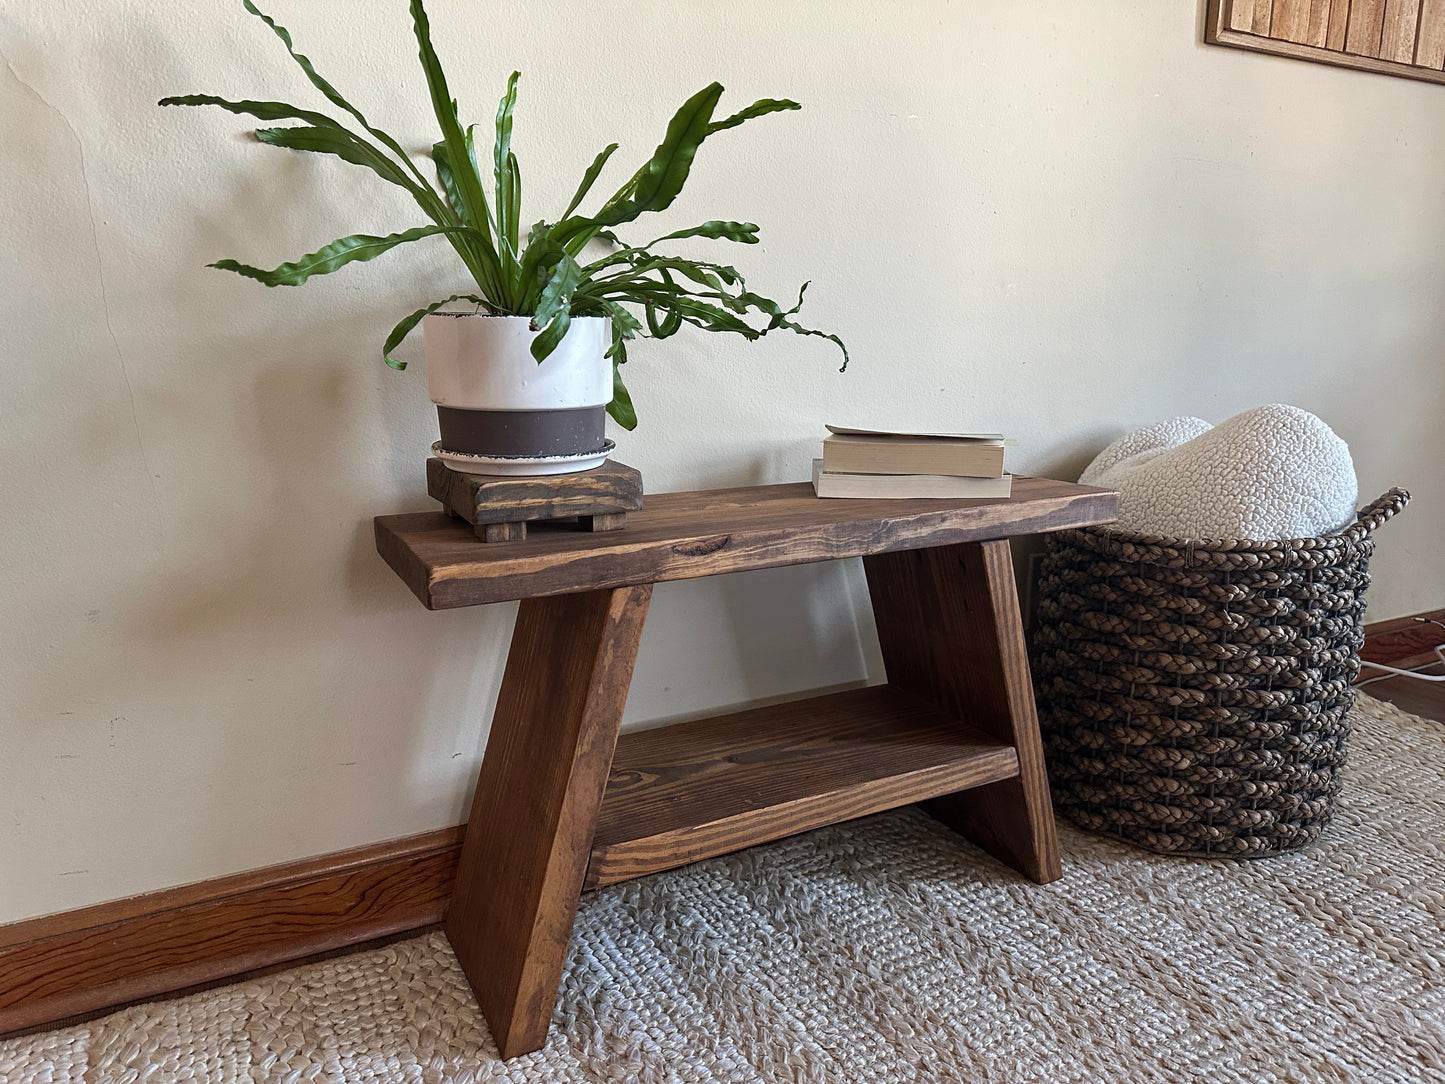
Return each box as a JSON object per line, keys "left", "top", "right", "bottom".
{"left": 1359, "top": 663, "right": 1445, "bottom": 722}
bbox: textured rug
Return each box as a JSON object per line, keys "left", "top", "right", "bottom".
{"left": 4, "top": 693, "right": 1443, "bottom": 1083}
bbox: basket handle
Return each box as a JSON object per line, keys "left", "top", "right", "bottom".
{"left": 1342, "top": 487, "right": 1410, "bottom": 541}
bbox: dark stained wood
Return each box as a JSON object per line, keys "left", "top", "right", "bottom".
{"left": 864, "top": 541, "right": 1062, "bottom": 884}
{"left": 0, "top": 826, "right": 463, "bottom": 1037}
{"left": 477, "top": 512, "right": 630, "bottom": 541}
{"left": 1208, "top": 0, "right": 1445, "bottom": 83}
{"left": 580, "top": 512, "right": 626, "bottom": 532}
{"left": 585, "top": 686, "right": 1020, "bottom": 889}
{"left": 1360, "top": 608, "right": 1445, "bottom": 672}
{"left": 445, "top": 585, "right": 651, "bottom": 1059}
{"left": 427, "top": 458, "right": 643, "bottom": 526}
{"left": 386, "top": 476, "right": 1113, "bottom": 1056}
{"left": 376, "top": 476, "right": 1119, "bottom": 610}
{"left": 480, "top": 521, "right": 526, "bottom": 543}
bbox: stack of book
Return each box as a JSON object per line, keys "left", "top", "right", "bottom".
{"left": 811, "top": 425, "right": 1012, "bottom": 499}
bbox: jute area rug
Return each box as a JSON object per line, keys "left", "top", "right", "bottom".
{"left": 4, "top": 693, "right": 1443, "bottom": 1083}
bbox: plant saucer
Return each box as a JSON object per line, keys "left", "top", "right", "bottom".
{"left": 431, "top": 439, "right": 615, "bottom": 477}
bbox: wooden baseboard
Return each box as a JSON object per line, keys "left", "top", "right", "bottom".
{"left": 1361, "top": 609, "right": 1445, "bottom": 675}
{"left": 0, "top": 825, "right": 464, "bottom": 1038}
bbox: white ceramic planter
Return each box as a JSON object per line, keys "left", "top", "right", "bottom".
{"left": 424, "top": 314, "right": 611, "bottom": 410}
{"left": 423, "top": 313, "right": 612, "bottom": 474}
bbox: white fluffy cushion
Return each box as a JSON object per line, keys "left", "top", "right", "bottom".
{"left": 1079, "top": 404, "right": 1358, "bottom": 540}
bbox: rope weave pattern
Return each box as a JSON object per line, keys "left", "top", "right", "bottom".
{"left": 1034, "top": 488, "right": 1409, "bottom": 857}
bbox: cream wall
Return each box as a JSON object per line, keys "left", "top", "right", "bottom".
{"left": 2, "top": 0, "right": 1441, "bottom": 924}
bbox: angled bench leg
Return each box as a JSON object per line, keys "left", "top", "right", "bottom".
{"left": 863, "top": 540, "right": 1061, "bottom": 884}
{"left": 445, "top": 584, "right": 652, "bottom": 1057}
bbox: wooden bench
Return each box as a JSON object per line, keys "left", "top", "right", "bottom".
{"left": 374, "top": 474, "right": 1117, "bottom": 1056}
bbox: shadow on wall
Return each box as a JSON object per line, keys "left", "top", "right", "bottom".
{"left": 612, "top": 444, "right": 878, "bottom": 726}
{"left": 625, "top": 560, "right": 873, "bottom": 732}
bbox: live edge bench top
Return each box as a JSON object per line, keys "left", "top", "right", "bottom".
{"left": 375, "top": 475, "right": 1117, "bottom": 610}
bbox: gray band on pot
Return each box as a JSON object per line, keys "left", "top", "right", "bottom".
{"left": 436, "top": 405, "right": 607, "bottom": 458}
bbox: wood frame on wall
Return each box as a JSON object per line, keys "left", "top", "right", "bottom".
{"left": 1206, "top": 0, "right": 1445, "bottom": 85}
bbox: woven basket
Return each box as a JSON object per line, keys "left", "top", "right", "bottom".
{"left": 1033, "top": 488, "right": 1409, "bottom": 858}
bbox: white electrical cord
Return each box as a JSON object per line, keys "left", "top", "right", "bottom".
{"left": 1356, "top": 617, "right": 1445, "bottom": 687}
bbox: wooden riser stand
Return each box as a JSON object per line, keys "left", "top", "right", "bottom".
{"left": 427, "top": 457, "right": 642, "bottom": 542}
{"left": 374, "top": 476, "right": 1117, "bottom": 1057}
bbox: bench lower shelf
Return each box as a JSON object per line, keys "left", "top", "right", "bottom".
{"left": 587, "top": 685, "right": 1019, "bottom": 888}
